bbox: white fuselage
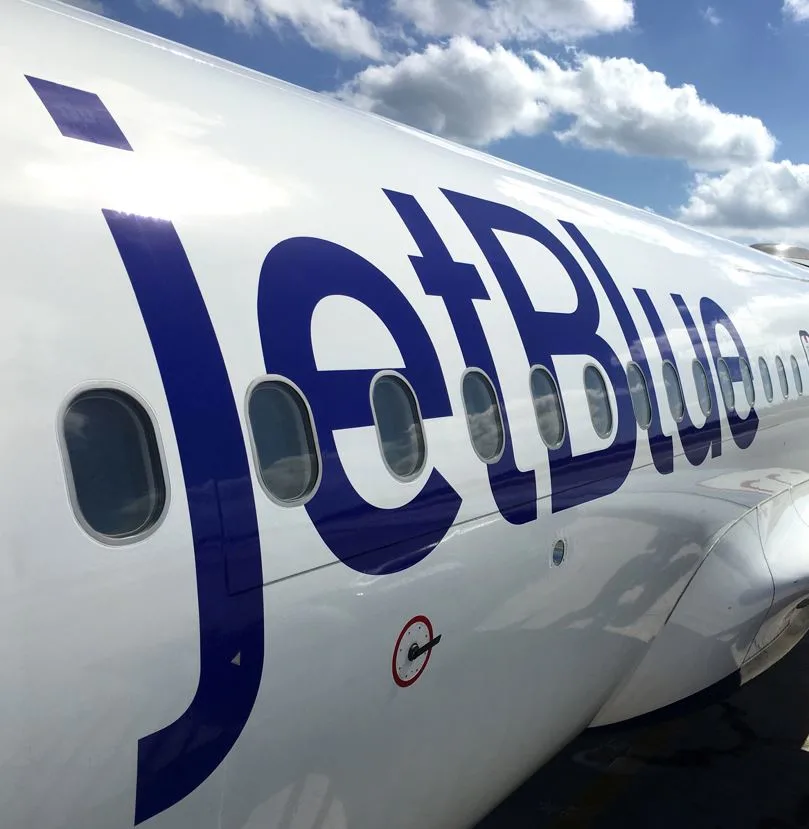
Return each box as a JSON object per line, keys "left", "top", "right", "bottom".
{"left": 2, "top": 2, "right": 809, "bottom": 828}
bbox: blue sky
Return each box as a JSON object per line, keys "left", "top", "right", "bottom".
{"left": 69, "top": 0, "right": 809, "bottom": 243}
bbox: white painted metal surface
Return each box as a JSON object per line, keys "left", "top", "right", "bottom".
{"left": 2, "top": 2, "right": 809, "bottom": 828}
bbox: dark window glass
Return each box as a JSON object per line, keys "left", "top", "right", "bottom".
{"left": 759, "top": 358, "right": 773, "bottom": 402}
{"left": 692, "top": 360, "right": 712, "bottom": 417}
{"left": 717, "top": 358, "right": 735, "bottom": 411}
{"left": 530, "top": 367, "right": 565, "bottom": 448}
{"left": 662, "top": 361, "right": 685, "bottom": 422}
{"left": 63, "top": 390, "right": 165, "bottom": 539}
{"left": 627, "top": 362, "right": 651, "bottom": 429}
{"left": 776, "top": 356, "right": 789, "bottom": 398}
{"left": 740, "top": 358, "right": 755, "bottom": 406}
{"left": 372, "top": 375, "right": 426, "bottom": 479}
{"left": 791, "top": 355, "right": 804, "bottom": 396}
{"left": 462, "top": 371, "right": 504, "bottom": 462}
{"left": 249, "top": 381, "right": 319, "bottom": 502}
{"left": 584, "top": 365, "right": 613, "bottom": 438}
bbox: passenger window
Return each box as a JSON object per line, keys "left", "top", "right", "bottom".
{"left": 776, "top": 356, "right": 789, "bottom": 398}
{"left": 717, "top": 358, "right": 735, "bottom": 411}
{"left": 759, "top": 357, "right": 774, "bottom": 402}
{"left": 791, "top": 355, "right": 804, "bottom": 396}
{"left": 371, "top": 374, "right": 426, "bottom": 480}
{"left": 462, "top": 370, "right": 504, "bottom": 462}
{"left": 249, "top": 380, "right": 320, "bottom": 502}
{"left": 662, "top": 361, "right": 685, "bottom": 423}
{"left": 530, "top": 366, "right": 565, "bottom": 448}
{"left": 583, "top": 365, "right": 613, "bottom": 438}
{"left": 626, "top": 362, "right": 651, "bottom": 429}
{"left": 740, "top": 358, "right": 755, "bottom": 406}
{"left": 62, "top": 389, "right": 166, "bottom": 539}
{"left": 692, "top": 360, "right": 712, "bottom": 417}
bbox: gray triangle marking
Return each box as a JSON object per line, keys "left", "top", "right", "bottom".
{"left": 231, "top": 652, "right": 241, "bottom": 666}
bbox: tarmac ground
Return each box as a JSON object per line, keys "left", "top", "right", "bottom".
{"left": 474, "top": 637, "right": 809, "bottom": 829}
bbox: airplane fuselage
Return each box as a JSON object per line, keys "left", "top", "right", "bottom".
{"left": 2, "top": 2, "right": 809, "bottom": 828}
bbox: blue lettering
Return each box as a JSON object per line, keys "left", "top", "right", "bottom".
{"left": 635, "top": 289, "right": 722, "bottom": 466}
{"left": 103, "top": 211, "right": 265, "bottom": 825}
{"left": 257, "top": 237, "right": 462, "bottom": 574}
{"left": 562, "top": 223, "right": 675, "bottom": 476}
{"left": 443, "top": 190, "right": 636, "bottom": 512}
{"left": 700, "top": 297, "right": 759, "bottom": 449}
{"left": 384, "top": 190, "right": 536, "bottom": 525}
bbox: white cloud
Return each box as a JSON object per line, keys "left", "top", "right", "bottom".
{"left": 538, "top": 52, "right": 775, "bottom": 170}
{"left": 702, "top": 6, "right": 721, "bottom": 25}
{"left": 338, "top": 38, "right": 776, "bottom": 170}
{"left": 784, "top": 0, "right": 809, "bottom": 22}
{"left": 62, "top": 0, "right": 105, "bottom": 11}
{"left": 150, "top": 0, "right": 185, "bottom": 14}
{"left": 678, "top": 161, "right": 809, "bottom": 240}
{"left": 337, "top": 39, "right": 551, "bottom": 144}
{"left": 149, "top": 0, "right": 382, "bottom": 58}
{"left": 391, "top": 0, "right": 634, "bottom": 43}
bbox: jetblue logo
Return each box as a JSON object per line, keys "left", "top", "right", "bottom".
{"left": 28, "top": 76, "right": 758, "bottom": 823}
{"left": 258, "top": 188, "right": 757, "bottom": 577}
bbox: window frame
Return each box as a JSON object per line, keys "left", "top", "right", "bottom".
{"left": 759, "top": 357, "right": 774, "bottom": 403}
{"left": 369, "top": 370, "right": 428, "bottom": 482}
{"left": 691, "top": 359, "right": 713, "bottom": 417}
{"left": 791, "top": 354, "right": 804, "bottom": 396}
{"left": 739, "top": 357, "right": 756, "bottom": 407}
{"left": 246, "top": 375, "right": 323, "bottom": 507}
{"left": 626, "top": 361, "right": 652, "bottom": 430}
{"left": 58, "top": 382, "right": 170, "bottom": 546}
{"left": 582, "top": 362, "right": 614, "bottom": 440}
{"left": 716, "top": 357, "right": 736, "bottom": 412}
{"left": 661, "top": 360, "right": 686, "bottom": 424}
{"left": 460, "top": 367, "right": 506, "bottom": 464}
{"left": 776, "top": 355, "right": 789, "bottom": 398}
{"left": 529, "top": 364, "right": 566, "bottom": 449}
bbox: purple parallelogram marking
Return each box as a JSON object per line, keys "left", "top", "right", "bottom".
{"left": 26, "top": 75, "right": 133, "bottom": 150}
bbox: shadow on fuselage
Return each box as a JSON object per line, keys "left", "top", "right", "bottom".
{"left": 474, "top": 633, "right": 809, "bottom": 829}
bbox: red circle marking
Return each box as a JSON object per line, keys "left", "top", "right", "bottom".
{"left": 392, "top": 614, "right": 434, "bottom": 688}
